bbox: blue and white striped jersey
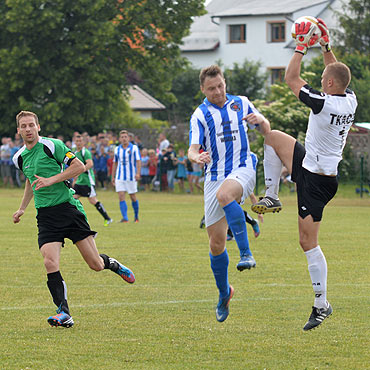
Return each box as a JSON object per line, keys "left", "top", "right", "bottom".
{"left": 189, "top": 94, "right": 262, "bottom": 181}
{"left": 114, "top": 143, "right": 141, "bottom": 181}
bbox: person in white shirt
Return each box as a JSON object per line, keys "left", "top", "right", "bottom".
{"left": 188, "top": 64, "right": 270, "bottom": 322}
{"left": 252, "top": 18, "right": 358, "bottom": 331}
{"left": 112, "top": 130, "right": 141, "bottom": 223}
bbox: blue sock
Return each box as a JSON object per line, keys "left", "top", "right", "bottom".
{"left": 223, "top": 200, "right": 252, "bottom": 257}
{"left": 119, "top": 201, "right": 128, "bottom": 220}
{"left": 210, "top": 250, "right": 230, "bottom": 299}
{"left": 132, "top": 200, "right": 139, "bottom": 220}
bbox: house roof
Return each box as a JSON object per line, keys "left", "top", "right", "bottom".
{"left": 181, "top": 0, "right": 331, "bottom": 52}
{"left": 213, "top": 0, "right": 329, "bottom": 17}
{"left": 128, "top": 85, "right": 165, "bottom": 111}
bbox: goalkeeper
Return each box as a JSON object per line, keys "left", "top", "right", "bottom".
{"left": 252, "top": 18, "right": 358, "bottom": 330}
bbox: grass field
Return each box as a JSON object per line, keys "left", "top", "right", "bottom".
{"left": 0, "top": 187, "right": 369, "bottom": 369}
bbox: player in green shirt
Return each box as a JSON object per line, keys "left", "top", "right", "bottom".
{"left": 72, "top": 134, "right": 113, "bottom": 226}
{"left": 12, "top": 111, "right": 135, "bottom": 328}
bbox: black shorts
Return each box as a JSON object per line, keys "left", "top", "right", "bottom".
{"left": 73, "top": 184, "right": 94, "bottom": 197}
{"left": 140, "top": 175, "right": 151, "bottom": 185}
{"left": 291, "top": 142, "right": 338, "bottom": 222}
{"left": 36, "top": 202, "right": 97, "bottom": 248}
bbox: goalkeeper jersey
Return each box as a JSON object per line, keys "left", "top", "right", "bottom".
{"left": 189, "top": 93, "right": 259, "bottom": 182}
{"left": 13, "top": 137, "right": 83, "bottom": 210}
{"left": 74, "top": 147, "right": 95, "bottom": 186}
{"left": 299, "top": 84, "right": 358, "bottom": 176}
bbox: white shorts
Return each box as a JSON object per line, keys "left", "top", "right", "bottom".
{"left": 204, "top": 166, "right": 256, "bottom": 227}
{"left": 115, "top": 180, "right": 137, "bottom": 194}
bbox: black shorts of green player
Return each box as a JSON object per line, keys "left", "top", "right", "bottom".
{"left": 291, "top": 142, "right": 338, "bottom": 222}
{"left": 73, "top": 184, "right": 93, "bottom": 198}
{"left": 37, "top": 201, "right": 96, "bottom": 248}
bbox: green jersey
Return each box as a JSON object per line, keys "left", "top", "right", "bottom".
{"left": 74, "top": 147, "right": 95, "bottom": 186}
{"left": 13, "top": 137, "right": 85, "bottom": 213}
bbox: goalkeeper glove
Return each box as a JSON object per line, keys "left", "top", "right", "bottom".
{"left": 294, "top": 21, "right": 320, "bottom": 55}
{"left": 317, "top": 18, "right": 331, "bottom": 52}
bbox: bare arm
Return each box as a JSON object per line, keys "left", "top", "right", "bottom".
{"left": 323, "top": 50, "right": 337, "bottom": 66}
{"left": 285, "top": 52, "right": 307, "bottom": 98}
{"left": 13, "top": 179, "right": 33, "bottom": 223}
{"left": 111, "top": 162, "right": 117, "bottom": 185}
{"left": 84, "top": 158, "right": 93, "bottom": 171}
{"left": 135, "top": 160, "right": 141, "bottom": 181}
{"left": 31, "top": 157, "right": 85, "bottom": 191}
{"left": 188, "top": 144, "right": 211, "bottom": 164}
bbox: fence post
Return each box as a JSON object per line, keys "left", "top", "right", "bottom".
{"left": 360, "top": 155, "right": 364, "bottom": 198}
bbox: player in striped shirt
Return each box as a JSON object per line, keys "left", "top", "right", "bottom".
{"left": 188, "top": 65, "right": 270, "bottom": 322}
{"left": 112, "top": 130, "right": 141, "bottom": 223}
{"left": 252, "top": 18, "right": 358, "bottom": 330}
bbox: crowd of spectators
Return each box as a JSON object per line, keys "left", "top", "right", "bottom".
{"left": 1, "top": 130, "right": 204, "bottom": 193}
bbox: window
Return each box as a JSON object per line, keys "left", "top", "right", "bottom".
{"left": 267, "top": 21, "right": 285, "bottom": 42}
{"left": 270, "top": 68, "right": 285, "bottom": 84}
{"left": 229, "top": 24, "right": 246, "bottom": 43}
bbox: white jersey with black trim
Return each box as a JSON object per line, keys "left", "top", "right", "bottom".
{"left": 299, "top": 84, "right": 357, "bottom": 176}
{"left": 189, "top": 94, "right": 260, "bottom": 182}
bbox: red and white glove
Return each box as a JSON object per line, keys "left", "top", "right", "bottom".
{"left": 294, "top": 21, "right": 320, "bottom": 55}
{"left": 317, "top": 18, "right": 331, "bottom": 52}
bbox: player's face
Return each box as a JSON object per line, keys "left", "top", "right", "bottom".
{"left": 75, "top": 137, "right": 83, "bottom": 149}
{"left": 201, "top": 74, "right": 227, "bottom": 107}
{"left": 17, "top": 116, "right": 40, "bottom": 146}
{"left": 120, "top": 133, "right": 129, "bottom": 146}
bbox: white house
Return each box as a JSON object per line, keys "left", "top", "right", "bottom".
{"left": 181, "top": 0, "right": 345, "bottom": 84}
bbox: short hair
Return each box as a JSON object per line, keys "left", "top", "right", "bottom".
{"left": 75, "top": 134, "right": 82, "bottom": 140}
{"left": 199, "top": 65, "right": 224, "bottom": 86}
{"left": 119, "top": 130, "right": 128, "bottom": 136}
{"left": 16, "top": 111, "right": 39, "bottom": 127}
{"left": 325, "top": 62, "right": 351, "bottom": 90}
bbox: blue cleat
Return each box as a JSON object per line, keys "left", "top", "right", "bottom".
{"left": 216, "top": 285, "right": 234, "bottom": 322}
{"left": 109, "top": 257, "right": 135, "bottom": 284}
{"left": 226, "top": 234, "right": 234, "bottom": 241}
{"left": 47, "top": 310, "right": 74, "bottom": 328}
{"left": 252, "top": 221, "right": 260, "bottom": 238}
{"left": 237, "top": 255, "right": 256, "bottom": 271}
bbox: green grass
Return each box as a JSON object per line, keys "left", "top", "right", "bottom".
{"left": 0, "top": 187, "right": 369, "bottom": 369}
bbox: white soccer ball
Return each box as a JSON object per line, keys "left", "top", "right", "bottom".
{"left": 291, "top": 16, "right": 321, "bottom": 46}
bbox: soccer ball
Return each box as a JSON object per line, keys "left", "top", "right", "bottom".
{"left": 291, "top": 16, "right": 321, "bottom": 45}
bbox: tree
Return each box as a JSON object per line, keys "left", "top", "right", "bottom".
{"left": 224, "top": 59, "right": 267, "bottom": 100}
{"left": 0, "top": 0, "right": 205, "bottom": 137}
{"left": 334, "top": 0, "right": 370, "bottom": 55}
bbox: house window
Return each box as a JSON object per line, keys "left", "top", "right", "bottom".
{"left": 229, "top": 24, "right": 246, "bottom": 43}
{"left": 267, "top": 22, "right": 285, "bottom": 42}
{"left": 270, "top": 68, "right": 285, "bottom": 84}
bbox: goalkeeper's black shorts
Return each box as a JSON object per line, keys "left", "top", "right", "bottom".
{"left": 291, "top": 141, "right": 338, "bottom": 222}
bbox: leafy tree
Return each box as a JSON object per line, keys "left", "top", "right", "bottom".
{"left": 334, "top": 0, "right": 370, "bottom": 55}
{"left": 224, "top": 60, "right": 267, "bottom": 100}
{"left": 0, "top": 0, "right": 205, "bottom": 137}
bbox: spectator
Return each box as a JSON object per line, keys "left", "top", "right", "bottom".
{"left": 158, "top": 132, "right": 169, "bottom": 152}
{"left": 107, "top": 150, "right": 114, "bottom": 189}
{"left": 9, "top": 138, "right": 22, "bottom": 187}
{"left": 148, "top": 149, "right": 158, "bottom": 190}
{"left": 1, "top": 137, "right": 13, "bottom": 187}
{"left": 140, "top": 148, "right": 150, "bottom": 191}
{"left": 159, "top": 148, "right": 168, "bottom": 192}
{"left": 176, "top": 148, "right": 187, "bottom": 192}
{"left": 192, "top": 162, "right": 204, "bottom": 193}
{"left": 95, "top": 146, "right": 109, "bottom": 189}
{"left": 135, "top": 135, "right": 143, "bottom": 151}
{"left": 163, "top": 144, "right": 177, "bottom": 192}
{"left": 186, "top": 157, "right": 194, "bottom": 193}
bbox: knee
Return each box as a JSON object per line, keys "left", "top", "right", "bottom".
{"left": 43, "top": 256, "right": 59, "bottom": 272}
{"left": 265, "top": 130, "right": 281, "bottom": 146}
{"left": 299, "top": 233, "right": 315, "bottom": 251}
{"left": 216, "top": 189, "right": 233, "bottom": 208}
